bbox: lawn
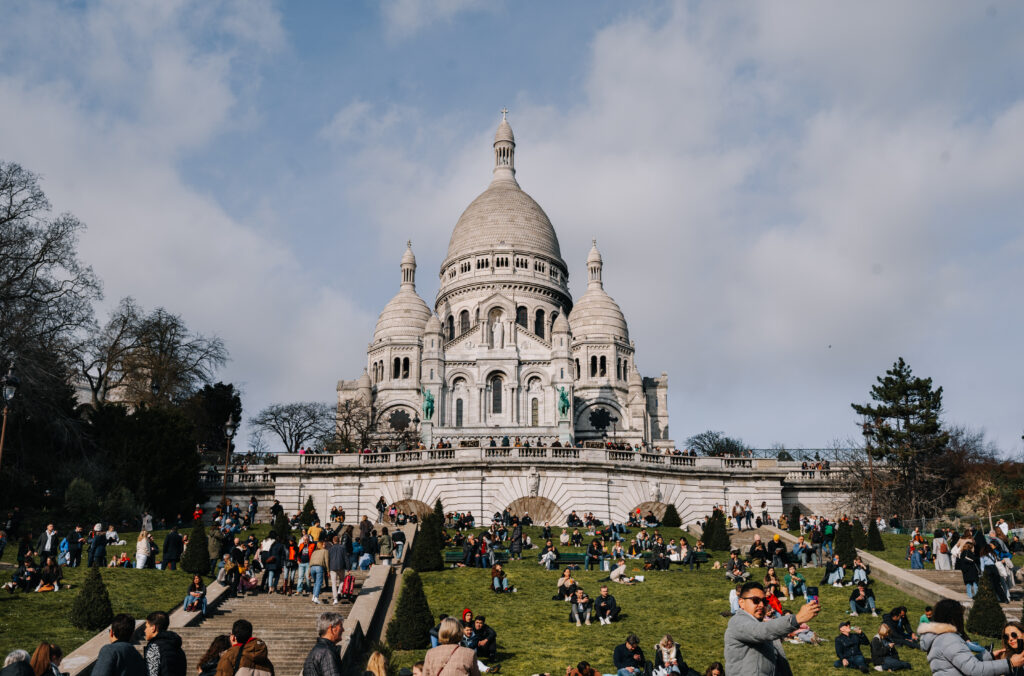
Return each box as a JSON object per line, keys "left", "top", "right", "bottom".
{"left": 393, "top": 546, "right": 934, "bottom": 674}
{"left": 0, "top": 524, "right": 272, "bottom": 657}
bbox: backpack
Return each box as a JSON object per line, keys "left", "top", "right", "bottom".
{"left": 341, "top": 573, "right": 355, "bottom": 596}
{"left": 824, "top": 524, "right": 834, "bottom": 537}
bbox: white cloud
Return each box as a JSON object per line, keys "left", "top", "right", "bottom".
{"left": 380, "top": 0, "right": 488, "bottom": 40}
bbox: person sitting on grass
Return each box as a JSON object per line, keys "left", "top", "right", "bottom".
{"left": 585, "top": 540, "right": 603, "bottom": 571}
{"left": 560, "top": 529, "right": 570, "bottom": 546}
{"left": 791, "top": 536, "right": 811, "bottom": 567}
{"left": 611, "top": 542, "right": 625, "bottom": 561}
{"left": 613, "top": 634, "right": 647, "bottom": 676}
{"left": 37, "top": 556, "right": 62, "bottom": 592}
{"left": 472, "top": 617, "right": 497, "bottom": 661}
{"left": 702, "top": 663, "right": 723, "bottom": 676}
{"left": 848, "top": 582, "right": 876, "bottom": 617}
{"left": 595, "top": 585, "right": 620, "bottom": 625}
{"left": 610, "top": 559, "right": 636, "bottom": 585}
{"left": 569, "top": 589, "right": 592, "bottom": 626}
{"left": 570, "top": 529, "right": 583, "bottom": 547}
{"left": 870, "top": 623, "right": 912, "bottom": 671}
{"left": 627, "top": 539, "right": 643, "bottom": 559}
{"left": 4, "top": 551, "right": 39, "bottom": 593}
{"left": 785, "top": 565, "right": 808, "bottom": 601}
{"left": 748, "top": 536, "right": 768, "bottom": 567}
{"left": 724, "top": 550, "right": 750, "bottom": 583}
{"left": 822, "top": 554, "right": 846, "bottom": 587}
{"left": 490, "top": 564, "right": 515, "bottom": 593}
{"left": 767, "top": 534, "right": 788, "bottom": 569}
{"left": 850, "top": 556, "right": 871, "bottom": 585}
{"left": 555, "top": 569, "right": 578, "bottom": 601}
{"left": 783, "top": 610, "right": 823, "bottom": 645}
{"left": 184, "top": 574, "right": 207, "bottom": 615}
{"left": 424, "top": 617, "right": 482, "bottom": 676}
{"left": 881, "top": 607, "right": 919, "bottom": 650}
{"left": 834, "top": 620, "right": 870, "bottom": 673}
{"left": 567, "top": 661, "right": 599, "bottom": 676}
{"left": 539, "top": 540, "right": 559, "bottom": 571}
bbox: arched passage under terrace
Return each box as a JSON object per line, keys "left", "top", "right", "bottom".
{"left": 506, "top": 496, "right": 563, "bottom": 525}
{"left": 631, "top": 501, "right": 673, "bottom": 523}
{"left": 391, "top": 499, "right": 432, "bottom": 520}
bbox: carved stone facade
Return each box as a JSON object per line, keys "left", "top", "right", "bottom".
{"left": 337, "top": 114, "right": 672, "bottom": 448}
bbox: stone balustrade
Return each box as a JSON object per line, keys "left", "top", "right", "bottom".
{"left": 267, "top": 448, "right": 838, "bottom": 477}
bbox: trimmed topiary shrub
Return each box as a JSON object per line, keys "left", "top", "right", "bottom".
{"left": 70, "top": 567, "right": 114, "bottom": 630}
{"left": 271, "top": 510, "right": 291, "bottom": 541}
{"left": 181, "top": 522, "right": 210, "bottom": 576}
{"left": 967, "top": 575, "right": 1007, "bottom": 637}
{"left": 433, "top": 498, "right": 444, "bottom": 525}
{"left": 789, "top": 505, "right": 801, "bottom": 532}
{"left": 299, "top": 495, "right": 316, "bottom": 527}
{"left": 702, "top": 510, "right": 731, "bottom": 552}
{"left": 866, "top": 518, "right": 885, "bottom": 551}
{"left": 662, "top": 504, "right": 681, "bottom": 528}
{"left": 385, "top": 569, "right": 434, "bottom": 649}
{"left": 834, "top": 521, "right": 857, "bottom": 567}
{"left": 407, "top": 511, "right": 443, "bottom": 572}
{"left": 851, "top": 519, "right": 868, "bottom": 548}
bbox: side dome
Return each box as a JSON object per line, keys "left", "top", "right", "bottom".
{"left": 373, "top": 290, "right": 431, "bottom": 341}
{"left": 424, "top": 313, "right": 443, "bottom": 335}
{"left": 445, "top": 182, "right": 561, "bottom": 264}
{"left": 568, "top": 240, "right": 629, "bottom": 342}
{"left": 374, "top": 241, "right": 432, "bottom": 341}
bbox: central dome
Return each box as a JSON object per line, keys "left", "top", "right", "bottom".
{"left": 444, "top": 181, "right": 561, "bottom": 264}
{"left": 442, "top": 114, "right": 563, "bottom": 268}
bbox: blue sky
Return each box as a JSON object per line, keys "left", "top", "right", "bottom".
{"left": 1, "top": 1, "right": 1022, "bottom": 454}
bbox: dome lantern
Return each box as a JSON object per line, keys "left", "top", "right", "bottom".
{"left": 400, "top": 240, "right": 417, "bottom": 290}
{"left": 493, "top": 108, "right": 516, "bottom": 184}
{"left": 587, "top": 239, "right": 603, "bottom": 289}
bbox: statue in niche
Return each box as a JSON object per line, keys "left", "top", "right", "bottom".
{"left": 649, "top": 481, "right": 662, "bottom": 503}
{"left": 402, "top": 480, "right": 413, "bottom": 500}
{"left": 528, "top": 468, "right": 540, "bottom": 497}
{"left": 492, "top": 320, "right": 504, "bottom": 349}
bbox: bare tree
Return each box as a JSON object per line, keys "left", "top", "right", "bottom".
{"left": 79, "top": 297, "right": 145, "bottom": 407}
{"left": 336, "top": 398, "right": 372, "bottom": 451}
{"left": 249, "top": 402, "right": 333, "bottom": 453}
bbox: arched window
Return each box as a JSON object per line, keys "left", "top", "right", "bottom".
{"left": 590, "top": 356, "right": 597, "bottom": 378}
{"left": 624, "top": 361, "right": 629, "bottom": 378}
{"left": 575, "top": 359, "right": 580, "bottom": 379}
{"left": 459, "top": 310, "right": 470, "bottom": 335}
{"left": 531, "top": 398, "right": 539, "bottom": 426}
{"left": 551, "top": 311, "right": 558, "bottom": 327}
{"left": 534, "top": 309, "right": 545, "bottom": 338}
{"left": 600, "top": 356, "right": 607, "bottom": 377}
{"left": 455, "top": 399, "right": 463, "bottom": 427}
{"left": 392, "top": 357, "right": 400, "bottom": 379}
{"left": 616, "top": 358, "right": 621, "bottom": 380}
{"left": 490, "top": 375, "right": 503, "bottom": 414}
{"left": 402, "top": 357, "right": 410, "bottom": 379}
{"left": 516, "top": 306, "right": 528, "bottom": 328}
{"left": 446, "top": 315, "right": 455, "bottom": 341}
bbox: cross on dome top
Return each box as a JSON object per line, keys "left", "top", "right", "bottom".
{"left": 501, "top": 107, "right": 508, "bottom": 121}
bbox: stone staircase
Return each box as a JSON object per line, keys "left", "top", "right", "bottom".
{"left": 140, "top": 572, "right": 369, "bottom": 674}
{"left": 910, "top": 569, "right": 1021, "bottom": 620}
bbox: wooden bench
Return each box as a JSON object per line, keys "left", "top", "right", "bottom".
{"left": 443, "top": 550, "right": 510, "bottom": 565}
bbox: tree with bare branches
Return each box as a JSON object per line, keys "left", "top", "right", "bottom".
{"left": 249, "top": 402, "right": 333, "bottom": 453}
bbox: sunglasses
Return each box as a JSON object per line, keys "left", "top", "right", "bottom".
{"left": 741, "top": 596, "right": 767, "bottom": 605}
{"left": 1005, "top": 632, "right": 1022, "bottom": 641}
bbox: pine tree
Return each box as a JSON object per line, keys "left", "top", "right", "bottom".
{"left": 662, "top": 504, "right": 681, "bottom": 528}
{"left": 866, "top": 519, "right": 886, "bottom": 551}
{"left": 852, "top": 519, "right": 868, "bottom": 548}
{"left": 966, "top": 575, "right": 1007, "bottom": 637}
{"left": 834, "top": 521, "right": 857, "bottom": 567}
{"left": 70, "top": 567, "right": 114, "bottom": 631}
{"left": 181, "top": 522, "right": 210, "bottom": 576}
{"left": 385, "top": 570, "right": 434, "bottom": 649}
{"left": 407, "top": 510, "right": 443, "bottom": 572}
{"left": 299, "top": 496, "right": 316, "bottom": 527}
{"left": 433, "top": 498, "right": 444, "bottom": 525}
{"left": 789, "top": 505, "right": 801, "bottom": 532}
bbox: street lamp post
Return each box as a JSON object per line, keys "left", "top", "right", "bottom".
{"left": 221, "top": 413, "right": 237, "bottom": 509}
{"left": 0, "top": 365, "right": 20, "bottom": 473}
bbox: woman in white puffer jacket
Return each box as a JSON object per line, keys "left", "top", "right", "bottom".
{"left": 136, "top": 530, "right": 151, "bottom": 569}
{"left": 920, "top": 599, "right": 1024, "bottom": 675}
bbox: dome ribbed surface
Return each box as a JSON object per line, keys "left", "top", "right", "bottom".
{"left": 445, "top": 181, "right": 562, "bottom": 264}
{"left": 373, "top": 289, "right": 431, "bottom": 341}
{"left": 494, "top": 120, "right": 515, "bottom": 144}
{"left": 424, "top": 313, "right": 442, "bottom": 334}
{"left": 569, "top": 288, "right": 629, "bottom": 342}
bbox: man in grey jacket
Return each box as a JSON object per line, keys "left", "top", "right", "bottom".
{"left": 93, "top": 614, "right": 145, "bottom": 676}
{"left": 724, "top": 581, "right": 819, "bottom": 675}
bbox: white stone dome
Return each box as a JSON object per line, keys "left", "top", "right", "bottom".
{"left": 569, "top": 288, "right": 629, "bottom": 342}
{"left": 445, "top": 181, "right": 562, "bottom": 264}
{"left": 373, "top": 289, "right": 431, "bottom": 341}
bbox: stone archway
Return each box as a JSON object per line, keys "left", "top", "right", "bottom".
{"left": 392, "top": 499, "right": 432, "bottom": 519}
{"left": 632, "top": 501, "right": 671, "bottom": 521}
{"left": 506, "top": 496, "right": 563, "bottom": 525}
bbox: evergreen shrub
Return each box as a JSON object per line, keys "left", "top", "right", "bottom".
{"left": 181, "top": 522, "right": 210, "bottom": 576}
{"left": 299, "top": 496, "right": 316, "bottom": 527}
{"left": 385, "top": 570, "right": 434, "bottom": 649}
{"left": 70, "top": 567, "right": 114, "bottom": 631}
{"left": 789, "top": 505, "right": 801, "bottom": 532}
{"left": 702, "top": 510, "right": 731, "bottom": 552}
{"left": 407, "top": 511, "right": 443, "bottom": 572}
{"left": 966, "top": 575, "right": 1006, "bottom": 637}
{"left": 834, "top": 521, "right": 857, "bottom": 567}
{"left": 662, "top": 504, "right": 681, "bottom": 528}
{"left": 866, "top": 519, "right": 885, "bottom": 551}
{"left": 852, "top": 519, "right": 868, "bottom": 548}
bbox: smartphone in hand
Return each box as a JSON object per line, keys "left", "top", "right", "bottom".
{"left": 806, "top": 586, "right": 819, "bottom": 604}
